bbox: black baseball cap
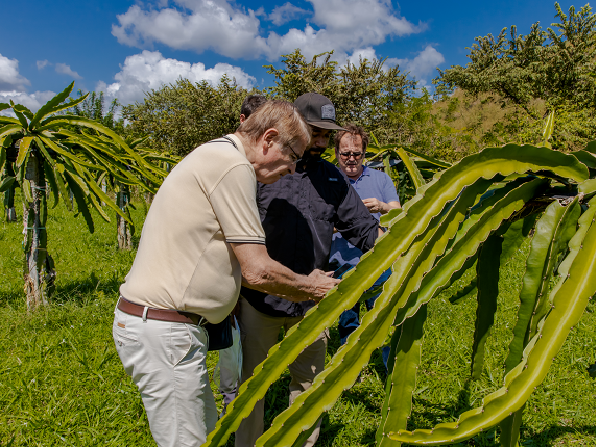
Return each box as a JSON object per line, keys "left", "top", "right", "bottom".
{"left": 294, "top": 93, "right": 345, "bottom": 131}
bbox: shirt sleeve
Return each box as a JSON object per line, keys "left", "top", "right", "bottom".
{"left": 335, "top": 182, "right": 379, "bottom": 253}
{"left": 208, "top": 164, "right": 266, "bottom": 244}
{"left": 381, "top": 172, "right": 400, "bottom": 204}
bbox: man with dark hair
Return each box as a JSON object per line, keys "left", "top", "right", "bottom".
{"left": 330, "top": 124, "right": 400, "bottom": 364}
{"left": 236, "top": 94, "right": 381, "bottom": 447}
{"left": 240, "top": 94, "right": 267, "bottom": 124}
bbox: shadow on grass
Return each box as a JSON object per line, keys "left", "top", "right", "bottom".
{"left": 524, "top": 424, "right": 596, "bottom": 446}
{"left": 0, "top": 270, "right": 124, "bottom": 309}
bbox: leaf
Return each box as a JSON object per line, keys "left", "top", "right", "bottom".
{"left": 377, "top": 304, "right": 427, "bottom": 446}
{"left": 207, "top": 145, "right": 586, "bottom": 446}
{"left": 470, "top": 232, "right": 503, "bottom": 380}
{"left": 503, "top": 199, "right": 578, "bottom": 375}
{"left": 53, "top": 169, "right": 72, "bottom": 211}
{"left": 29, "top": 81, "right": 75, "bottom": 128}
{"left": 401, "top": 146, "right": 452, "bottom": 168}
{"left": 12, "top": 107, "right": 29, "bottom": 130}
{"left": 542, "top": 110, "right": 555, "bottom": 146}
{"left": 16, "top": 136, "right": 34, "bottom": 167}
{"left": 0, "top": 146, "right": 6, "bottom": 172}
{"left": 34, "top": 137, "right": 56, "bottom": 168}
{"left": 43, "top": 160, "right": 59, "bottom": 208}
{"left": 396, "top": 147, "right": 425, "bottom": 191}
{"left": 0, "top": 176, "right": 15, "bottom": 193}
{"left": 64, "top": 173, "right": 94, "bottom": 233}
{"left": 571, "top": 150, "right": 596, "bottom": 169}
{"left": 391, "top": 213, "right": 596, "bottom": 445}
{"left": 256, "top": 178, "right": 545, "bottom": 447}
{"left": 13, "top": 104, "right": 33, "bottom": 121}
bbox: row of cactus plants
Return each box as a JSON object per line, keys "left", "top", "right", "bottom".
{"left": 0, "top": 82, "right": 175, "bottom": 309}
{"left": 206, "top": 134, "right": 596, "bottom": 446}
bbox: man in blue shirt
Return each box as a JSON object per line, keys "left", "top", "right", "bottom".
{"left": 329, "top": 124, "right": 400, "bottom": 366}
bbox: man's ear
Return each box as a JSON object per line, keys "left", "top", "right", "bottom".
{"left": 262, "top": 128, "right": 280, "bottom": 149}
{"left": 239, "top": 114, "right": 246, "bottom": 124}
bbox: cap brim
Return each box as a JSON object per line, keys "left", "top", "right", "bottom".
{"left": 307, "top": 120, "right": 346, "bottom": 131}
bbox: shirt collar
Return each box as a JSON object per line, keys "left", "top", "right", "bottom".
{"left": 350, "top": 165, "right": 369, "bottom": 183}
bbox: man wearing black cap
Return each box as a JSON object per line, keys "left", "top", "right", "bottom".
{"left": 236, "top": 93, "right": 380, "bottom": 447}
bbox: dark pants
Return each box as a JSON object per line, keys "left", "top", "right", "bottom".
{"left": 338, "top": 268, "right": 391, "bottom": 368}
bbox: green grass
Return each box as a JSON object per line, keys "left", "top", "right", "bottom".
{"left": 1, "top": 196, "right": 595, "bottom": 446}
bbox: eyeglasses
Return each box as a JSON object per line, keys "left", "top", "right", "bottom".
{"left": 339, "top": 151, "right": 363, "bottom": 160}
{"left": 285, "top": 143, "right": 302, "bottom": 164}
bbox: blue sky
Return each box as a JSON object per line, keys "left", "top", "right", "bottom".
{"left": 0, "top": 0, "right": 581, "bottom": 112}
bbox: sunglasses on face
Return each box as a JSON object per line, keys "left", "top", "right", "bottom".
{"left": 339, "top": 151, "right": 363, "bottom": 160}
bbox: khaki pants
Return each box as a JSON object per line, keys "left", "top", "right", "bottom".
{"left": 112, "top": 307, "right": 217, "bottom": 446}
{"left": 235, "top": 297, "right": 328, "bottom": 447}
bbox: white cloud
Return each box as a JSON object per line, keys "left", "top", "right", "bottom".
{"left": 112, "top": 0, "right": 424, "bottom": 61}
{"left": 268, "top": 3, "right": 310, "bottom": 26}
{"left": 0, "top": 90, "right": 56, "bottom": 116}
{"left": 0, "top": 54, "right": 30, "bottom": 91}
{"left": 387, "top": 45, "right": 445, "bottom": 85}
{"left": 97, "top": 50, "right": 256, "bottom": 106}
{"left": 55, "top": 63, "right": 83, "bottom": 80}
{"left": 37, "top": 59, "right": 50, "bottom": 70}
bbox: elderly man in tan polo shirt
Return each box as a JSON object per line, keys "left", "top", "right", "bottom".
{"left": 112, "top": 100, "right": 339, "bottom": 447}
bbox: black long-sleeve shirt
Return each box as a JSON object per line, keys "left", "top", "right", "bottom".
{"left": 240, "top": 158, "right": 379, "bottom": 317}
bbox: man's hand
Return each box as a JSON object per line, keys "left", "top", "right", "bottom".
{"left": 362, "top": 198, "right": 401, "bottom": 215}
{"left": 307, "top": 269, "right": 340, "bottom": 303}
{"left": 362, "top": 198, "right": 387, "bottom": 214}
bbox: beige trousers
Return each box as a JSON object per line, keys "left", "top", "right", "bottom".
{"left": 113, "top": 307, "right": 217, "bottom": 446}
{"left": 235, "top": 297, "right": 328, "bottom": 447}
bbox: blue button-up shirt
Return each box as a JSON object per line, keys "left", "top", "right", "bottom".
{"left": 330, "top": 166, "right": 400, "bottom": 266}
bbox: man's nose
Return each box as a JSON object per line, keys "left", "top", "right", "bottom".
{"left": 313, "top": 137, "right": 327, "bottom": 148}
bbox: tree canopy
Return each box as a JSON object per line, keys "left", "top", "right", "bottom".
{"left": 122, "top": 76, "right": 256, "bottom": 157}
{"left": 434, "top": 3, "right": 596, "bottom": 115}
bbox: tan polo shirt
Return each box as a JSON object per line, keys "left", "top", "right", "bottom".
{"left": 120, "top": 134, "right": 265, "bottom": 323}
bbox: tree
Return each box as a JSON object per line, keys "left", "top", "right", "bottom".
{"left": 435, "top": 3, "right": 596, "bottom": 115}
{"left": 70, "top": 89, "right": 125, "bottom": 134}
{"left": 0, "top": 82, "right": 168, "bottom": 309}
{"left": 123, "top": 76, "right": 257, "bottom": 157}
{"left": 265, "top": 49, "right": 415, "bottom": 135}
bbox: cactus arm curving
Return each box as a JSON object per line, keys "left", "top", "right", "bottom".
{"left": 390, "top": 210, "right": 596, "bottom": 445}
{"left": 377, "top": 304, "right": 428, "bottom": 447}
{"left": 256, "top": 178, "right": 494, "bottom": 447}
{"left": 205, "top": 147, "right": 587, "bottom": 446}
{"left": 503, "top": 200, "right": 566, "bottom": 374}
{"left": 528, "top": 199, "right": 581, "bottom": 338}
{"left": 470, "top": 232, "right": 503, "bottom": 379}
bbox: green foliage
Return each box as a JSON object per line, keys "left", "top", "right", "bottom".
{"left": 265, "top": 49, "right": 414, "bottom": 134}
{"left": 68, "top": 90, "right": 124, "bottom": 134}
{"left": 0, "top": 82, "right": 171, "bottom": 306}
{"left": 207, "top": 144, "right": 594, "bottom": 447}
{"left": 435, "top": 3, "right": 596, "bottom": 113}
{"left": 122, "top": 76, "right": 258, "bottom": 157}
{"left": 431, "top": 3, "right": 596, "bottom": 155}
{"left": 0, "top": 193, "right": 595, "bottom": 446}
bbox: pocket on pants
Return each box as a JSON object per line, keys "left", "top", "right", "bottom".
{"left": 167, "top": 323, "right": 193, "bottom": 366}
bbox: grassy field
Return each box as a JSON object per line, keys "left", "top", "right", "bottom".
{"left": 1, "top": 196, "right": 595, "bottom": 446}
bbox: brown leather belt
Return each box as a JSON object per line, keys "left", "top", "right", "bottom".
{"left": 118, "top": 297, "right": 206, "bottom": 326}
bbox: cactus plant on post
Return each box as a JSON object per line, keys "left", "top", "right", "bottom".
{"left": 0, "top": 82, "right": 170, "bottom": 309}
